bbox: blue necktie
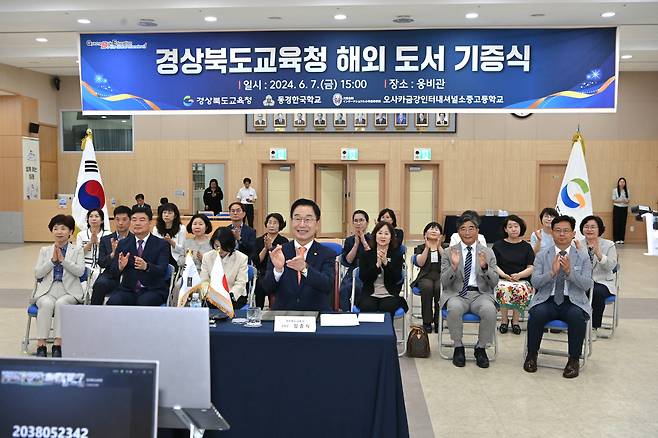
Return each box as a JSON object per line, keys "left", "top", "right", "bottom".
{"left": 460, "top": 246, "right": 472, "bottom": 298}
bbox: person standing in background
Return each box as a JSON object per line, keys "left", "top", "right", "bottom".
{"left": 203, "top": 178, "right": 224, "bottom": 214}
{"left": 236, "top": 178, "right": 257, "bottom": 228}
{"left": 612, "top": 177, "right": 629, "bottom": 244}
{"left": 132, "top": 193, "right": 152, "bottom": 217}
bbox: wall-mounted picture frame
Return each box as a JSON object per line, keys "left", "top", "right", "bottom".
{"left": 253, "top": 113, "right": 267, "bottom": 128}
{"left": 354, "top": 113, "right": 367, "bottom": 127}
{"left": 313, "top": 113, "right": 327, "bottom": 127}
{"left": 394, "top": 113, "right": 408, "bottom": 127}
{"left": 273, "top": 113, "right": 287, "bottom": 128}
{"left": 415, "top": 113, "right": 429, "bottom": 127}
{"left": 333, "top": 112, "right": 347, "bottom": 127}
{"left": 293, "top": 112, "right": 307, "bottom": 127}
{"left": 435, "top": 112, "right": 449, "bottom": 126}
{"left": 374, "top": 113, "right": 388, "bottom": 127}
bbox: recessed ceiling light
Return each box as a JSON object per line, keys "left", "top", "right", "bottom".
{"left": 465, "top": 12, "right": 479, "bottom": 19}
{"left": 35, "top": 37, "right": 48, "bottom": 43}
{"left": 393, "top": 15, "right": 415, "bottom": 24}
{"left": 334, "top": 13, "right": 347, "bottom": 21}
{"left": 137, "top": 18, "right": 157, "bottom": 27}
{"left": 268, "top": 16, "right": 283, "bottom": 20}
{"left": 101, "top": 116, "right": 107, "bottom": 119}
{"left": 204, "top": 16, "right": 218, "bottom": 22}
{"left": 621, "top": 54, "right": 633, "bottom": 60}
{"left": 121, "top": 120, "right": 127, "bottom": 123}
{"left": 601, "top": 11, "right": 616, "bottom": 18}
{"left": 77, "top": 18, "right": 91, "bottom": 24}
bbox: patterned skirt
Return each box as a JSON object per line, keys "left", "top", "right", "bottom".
{"left": 495, "top": 280, "right": 532, "bottom": 313}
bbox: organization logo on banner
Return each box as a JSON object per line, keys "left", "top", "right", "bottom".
{"left": 560, "top": 178, "right": 590, "bottom": 209}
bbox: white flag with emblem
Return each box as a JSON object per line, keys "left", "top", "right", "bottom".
{"left": 206, "top": 251, "right": 234, "bottom": 318}
{"left": 556, "top": 133, "right": 593, "bottom": 238}
{"left": 177, "top": 252, "right": 203, "bottom": 307}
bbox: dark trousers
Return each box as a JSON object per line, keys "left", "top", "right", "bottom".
{"left": 612, "top": 205, "right": 628, "bottom": 242}
{"left": 417, "top": 276, "right": 441, "bottom": 325}
{"left": 591, "top": 282, "right": 613, "bottom": 329}
{"left": 359, "top": 295, "right": 401, "bottom": 317}
{"left": 231, "top": 295, "right": 248, "bottom": 309}
{"left": 90, "top": 272, "right": 117, "bottom": 305}
{"left": 107, "top": 288, "right": 166, "bottom": 306}
{"left": 244, "top": 204, "right": 255, "bottom": 228}
{"left": 527, "top": 296, "right": 589, "bottom": 358}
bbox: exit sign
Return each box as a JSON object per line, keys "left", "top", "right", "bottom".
{"left": 269, "top": 148, "right": 287, "bottom": 161}
{"left": 341, "top": 148, "right": 359, "bottom": 161}
{"left": 413, "top": 148, "right": 431, "bottom": 161}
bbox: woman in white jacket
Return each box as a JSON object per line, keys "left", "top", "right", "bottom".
{"left": 34, "top": 215, "right": 85, "bottom": 357}
{"left": 579, "top": 215, "right": 618, "bottom": 338}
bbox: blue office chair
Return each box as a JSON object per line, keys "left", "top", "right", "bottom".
{"left": 320, "top": 241, "right": 343, "bottom": 311}
{"left": 350, "top": 267, "right": 408, "bottom": 356}
{"left": 438, "top": 307, "right": 498, "bottom": 361}
{"left": 522, "top": 284, "right": 595, "bottom": 371}
{"left": 598, "top": 263, "right": 620, "bottom": 339}
{"left": 409, "top": 254, "right": 423, "bottom": 320}
{"left": 23, "top": 268, "right": 91, "bottom": 354}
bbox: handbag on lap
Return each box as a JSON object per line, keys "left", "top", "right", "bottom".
{"left": 406, "top": 325, "right": 431, "bottom": 358}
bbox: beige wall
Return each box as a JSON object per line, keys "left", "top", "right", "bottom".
{"left": 51, "top": 72, "right": 658, "bottom": 239}
{"left": 0, "top": 63, "right": 58, "bottom": 125}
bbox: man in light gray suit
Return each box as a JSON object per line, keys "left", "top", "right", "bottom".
{"left": 441, "top": 214, "right": 499, "bottom": 368}
{"left": 524, "top": 215, "right": 593, "bottom": 378}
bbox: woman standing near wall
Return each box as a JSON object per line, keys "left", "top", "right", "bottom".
{"left": 612, "top": 177, "right": 629, "bottom": 244}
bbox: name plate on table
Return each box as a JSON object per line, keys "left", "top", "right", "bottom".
{"left": 274, "top": 316, "right": 317, "bottom": 333}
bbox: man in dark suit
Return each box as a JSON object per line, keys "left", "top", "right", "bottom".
{"left": 131, "top": 193, "right": 152, "bottom": 217}
{"left": 227, "top": 201, "right": 256, "bottom": 257}
{"left": 90, "top": 205, "right": 133, "bottom": 305}
{"left": 263, "top": 198, "right": 336, "bottom": 311}
{"left": 106, "top": 206, "right": 170, "bottom": 306}
{"left": 524, "top": 215, "right": 593, "bottom": 378}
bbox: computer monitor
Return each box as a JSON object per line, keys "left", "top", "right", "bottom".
{"left": 61, "top": 306, "right": 210, "bottom": 410}
{"left": 0, "top": 357, "right": 158, "bottom": 438}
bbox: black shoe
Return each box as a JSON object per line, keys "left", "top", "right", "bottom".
{"left": 452, "top": 346, "right": 466, "bottom": 367}
{"left": 499, "top": 322, "right": 509, "bottom": 334}
{"left": 563, "top": 357, "right": 580, "bottom": 378}
{"left": 512, "top": 324, "right": 522, "bottom": 335}
{"left": 51, "top": 345, "right": 62, "bottom": 358}
{"left": 36, "top": 346, "right": 47, "bottom": 357}
{"left": 423, "top": 323, "right": 432, "bottom": 333}
{"left": 474, "top": 347, "right": 490, "bottom": 368}
{"left": 549, "top": 329, "right": 562, "bottom": 334}
{"left": 523, "top": 352, "right": 538, "bottom": 373}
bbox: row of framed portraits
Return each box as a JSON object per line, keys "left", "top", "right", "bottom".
{"left": 246, "top": 112, "right": 456, "bottom": 134}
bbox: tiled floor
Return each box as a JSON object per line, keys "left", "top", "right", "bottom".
{"left": 1, "top": 242, "right": 657, "bottom": 437}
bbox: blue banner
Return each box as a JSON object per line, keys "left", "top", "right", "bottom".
{"left": 79, "top": 28, "right": 617, "bottom": 113}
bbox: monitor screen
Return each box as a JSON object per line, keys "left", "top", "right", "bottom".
{"left": 0, "top": 357, "right": 158, "bottom": 438}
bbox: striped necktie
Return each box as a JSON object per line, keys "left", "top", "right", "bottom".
{"left": 460, "top": 246, "right": 472, "bottom": 297}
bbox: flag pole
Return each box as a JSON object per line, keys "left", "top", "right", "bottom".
{"left": 82, "top": 128, "right": 93, "bottom": 151}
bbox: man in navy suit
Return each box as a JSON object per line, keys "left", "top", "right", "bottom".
{"left": 90, "top": 205, "right": 133, "bottom": 304}
{"left": 263, "top": 199, "right": 336, "bottom": 311}
{"left": 106, "top": 206, "right": 170, "bottom": 306}
{"left": 228, "top": 201, "right": 256, "bottom": 258}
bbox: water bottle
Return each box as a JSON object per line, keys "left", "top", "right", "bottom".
{"left": 245, "top": 289, "right": 262, "bottom": 327}
{"left": 189, "top": 292, "right": 202, "bottom": 308}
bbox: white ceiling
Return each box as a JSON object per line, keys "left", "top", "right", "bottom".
{"left": 0, "top": 0, "right": 656, "bottom": 76}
